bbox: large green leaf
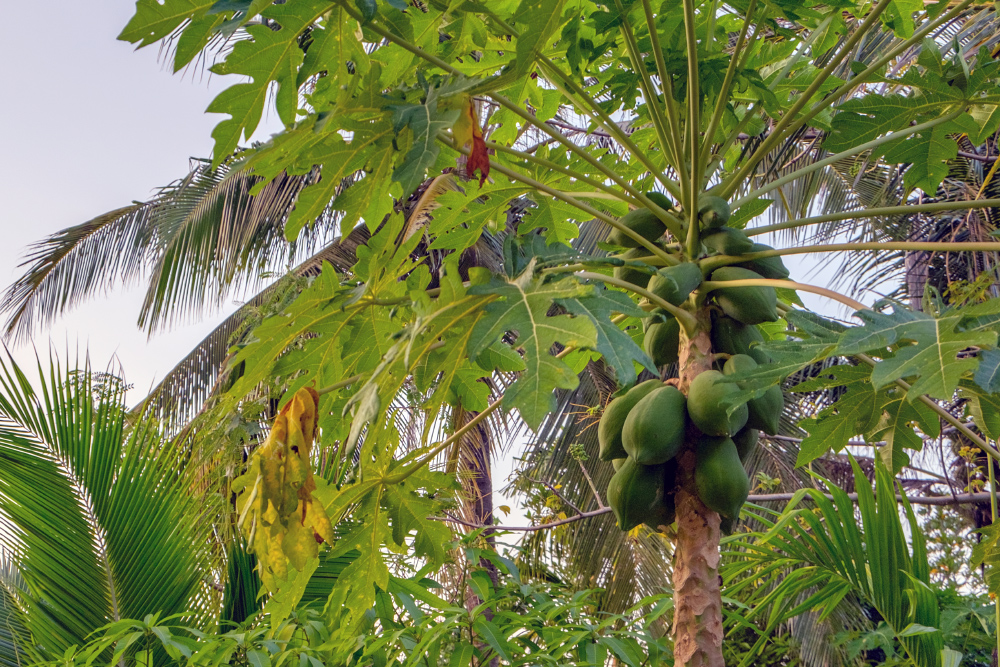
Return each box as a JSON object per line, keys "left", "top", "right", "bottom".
{"left": 468, "top": 271, "right": 597, "bottom": 428}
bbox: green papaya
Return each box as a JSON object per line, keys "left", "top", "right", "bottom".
{"left": 622, "top": 386, "right": 687, "bottom": 465}
{"left": 612, "top": 457, "right": 628, "bottom": 471}
{"left": 720, "top": 516, "right": 736, "bottom": 536}
{"left": 710, "top": 266, "right": 779, "bottom": 325}
{"left": 722, "top": 354, "right": 783, "bottom": 435}
{"left": 643, "top": 315, "right": 680, "bottom": 367}
{"left": 698, "top": 195, "right": 731, "bottom": 229}
{"left": 645, "top": 460, "right": 678, "bottom": 530}
{"left": 607, "top": 457, "right": 664, "bottom": 531}
{"left": 737, "top": 243, "right": 790, "bottom": 280}
{"left": 722, "top": 354, "right": 756, "bottom": 376}
{"left": 710, "top": 315, "right": 771, "bottom": 364}
{"left": 732, "top": 427, "right": 759, "bottom": 461}
{"left": 608, "top": 209, "right": 668, "bottom": 247}
{"left": 695, "top": 435, "right": 750, "bottom": 519}
{"left": 645, "top": 191, "right": 672, "bottom": 211}
{"left": 686, "top": 370, "right": 748, "bottom": 436}
{"left": 598, "top": 380, "right": 662, "bottom": 461}
{"left": 613, "top": 248, "right": 653, "bottom": 289}
{"left": 647, "top": 262, "right": 703, "bottom": 306}
{"left": 701, "top": 227, "right": 755, "bottom": 255}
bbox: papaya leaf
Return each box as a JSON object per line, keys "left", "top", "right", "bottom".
{"left": 958, "top": 381, "right": 1000, "bottom": 441}
{"left": 971, "top": 522, "right": 1000, "bottom": 597}
{"left": 556, "top": 285, "right": 655, "bottom": 388}
{"left": 973, "top": 348, "right": 1000, "bottom": 393}
{"left": 206, "top": 2, "right": 330, "bottom": 162}
{"left": 796, "top": 369, "right": 879, "bottom": 467}
{"left": 390, "top": 97, "right": 461, "bottom": 199}
{"left": 513, "top": 0, "right": 569, "bottom": 75}
{"left": 867, "top": 388, "right": 940, "bottom": 473}
{"left": 468, "top": 271, "right": 597, "bottom": 429}
{"left": 118, "top": 0, "right": 216, "bottom": 47}
{"left": 837, "top": 303, "right": 997, "bottom": 400}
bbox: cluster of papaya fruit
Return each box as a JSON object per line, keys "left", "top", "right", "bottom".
{"left": 597, "top": 194, "right": 790, "bottom": 532}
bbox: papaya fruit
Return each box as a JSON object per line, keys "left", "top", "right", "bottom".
{"left": 722, "top": 353, "right": 757, "bottom": 376}
{"left": 711, "top": 315, "right": 771, "bottom": 364}
{"left": 710, "top": 266, "right": 779, "bottom": 325}
{"left": 598, "top": 380, "right": 662, "bottom": 461}
{"left": 701, "top": 227, "right": 755, "bottom": 255}
{"left": 645, "top": 460, "right": 678, "bottom": 530}
{"left": 722, "top": 354, "right": 783, "bottom": 435}
{"left": 612, "top": 457, "right": 628, "bottom": 471}
{"left": 613, "top": 248, "right": 653, "bottom": 289}
{"left": 698, "top": 195, "right": 731, "bottom": 229}
{"left": 647, "top": 262, "right": 703, "bottom": 306}
{"left": 622, "top": 386, "right": 687, "bottom": 465}
{"left": 608, "top": 209, "right": 668, "bottom": 247}
{"left": 737, "top": 243, "right": 790, "bottom": 280}
{"left": 694, "top": 435, "right": 750, "bottom": 519}
{"left": 686, "top": 370, "right": 748, "bottom": 436}
{"left": 607, "top": 457, "right": 665, "bottom": 531}
{"left": 643, "top": 314, "right": 680, "bottom": 367}
{"left": 645, "top": 191, "right": 672, "bottom": 212}
{"left": 732, "top": 427, "right": 758, "bottom": 461}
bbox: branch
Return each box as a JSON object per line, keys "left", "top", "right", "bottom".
{"left": 435, "top": 490, "right": 995, "bottom": 533}
{"left": 575, "top": 271, "right": 699, "bottom": 329}
{"left": 748, "top": 492, "right": 994, "bottom": 506}
{"left": 529, "top": 477, "right": 583, "bottom": 514}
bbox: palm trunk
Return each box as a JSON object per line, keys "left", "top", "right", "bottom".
{"left": 672, "top": 312, "right": 726, "bottom": 667}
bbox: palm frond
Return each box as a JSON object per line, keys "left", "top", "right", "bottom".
{"left": 0, "top": 355, "right": 216, "bottom": 658}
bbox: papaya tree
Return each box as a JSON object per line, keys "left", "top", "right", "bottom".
{"left": 102, "top": 0, "right": 1000, "bottom": 663}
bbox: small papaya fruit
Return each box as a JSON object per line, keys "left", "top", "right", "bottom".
{"left": 613, "top": 248, "right": 653, "bottom": 289}
{"left": 645, "top": 460, "right": 678, "bottom": 530}
{"left": 711, "top": 315, "right": 771, "bottom": 364}
{"left": 608, "top": 209, "right": 668, "bottom": 247}
{"left": 622, "top": 386, "right": 687, "bottom": 465}
{"left": 695, "top": 435, "right": 750, "bottom": 519}
{"left": 598, "top": 380, "right": 662, "bottom": 461}
{"left": 737, "top": 243, "right": 790, "bottom": 280}
{"left": 645, "top": 191, "right": 672, "bottom": 211}
{"left": 710, "top": 266, "right": 779, "bottom": 325}
{"left": 732, "top": 427, "right": 759, "bottom": 461}
{"left": 687, "top": 370, "right": 748, "bottom": 436}
{"left": 698, "top": 195, "right": 731, "bottom": 229}
{"left": 701, "top": 227, "right": 755, "bottom": 255}
{"left": 647, "top": 262, "right": 703, "bottom": 306}
{"left": 643, "top": 314, "right": 680, "bottom": 367}
{"left": 722, "top": 354, "right": 783, "bottom": 435}
{"left": 612, "top": 457, "right": 628, "bottom": 471}
{"left": 607, "top": 457, "right": 664, "bottom": 531}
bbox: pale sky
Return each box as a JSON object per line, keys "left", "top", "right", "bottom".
{"left": 0, "top": 2, "right": 283, "bottom": 396}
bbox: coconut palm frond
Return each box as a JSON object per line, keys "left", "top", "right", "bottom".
{"left": 2, "top": 203, "right": 155, "bottom": 344}
{"left": 0, "top": 355, "right": 217, "bottom": 658}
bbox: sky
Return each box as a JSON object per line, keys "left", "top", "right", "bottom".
{"left": 0, "top": 3, "right": 283, "bottom": 395}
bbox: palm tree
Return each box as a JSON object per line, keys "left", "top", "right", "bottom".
{"left": 0, "top": 355, "right": 215, "bottom": 661}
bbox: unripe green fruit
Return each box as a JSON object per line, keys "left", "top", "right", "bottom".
{"left": 643, "top": 315, "right": 680, "bottom": 367}
{"left": 710, "top": 266, "right": 779, "bottom": 325}
{"left": 608, "top": 209, "right": 667, "bottom": 247}
{"left": 647, "top": 262, "right": 703, "bottom": 306}
{"left": 711, "top": 315, "right": 772, "bottom": 364}
{"left": 607, "top": 457, "right": 665, "bottom": 531}
{"left": 722, "top": 354, "right": 783, "bottom": 435}
{"left": 737, "top": 243, "right": 790, "bottom": 280}
{"left": 695, "top": 436, "right": 750, "bottom": 519}
{"left": 598, "top": 380, "right": 662, "bottom": 461}
{"left": 622, "top": 386, "right": 687, "bottom": 465}
{"left": 698, "top": 195, "right": 731, "bottom": 228}
{"left": 701, "top": 227, "right": 755, "bottom": 255}
{"left": 645, "top": 191, "right": 672, "bottom": 211}
{"left": 613, "top": 248, "right": 653, "bottom": 289}
{"left": 687, "top": 370, "right": 748, "bottom": 436}
{"left": 732, "top": 427, "right": 759, "bottom": 461}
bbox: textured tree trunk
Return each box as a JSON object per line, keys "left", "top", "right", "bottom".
{"left": 672, "top": 311, "right": 726, "bottom": 667}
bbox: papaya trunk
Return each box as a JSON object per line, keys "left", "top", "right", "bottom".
{"left": 672, "top": 313, "right": 726, "bottom": 667}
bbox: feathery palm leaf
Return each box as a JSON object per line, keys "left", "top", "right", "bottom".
{"left": 0, "top": 355, "right": 216, "bottom": 660}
